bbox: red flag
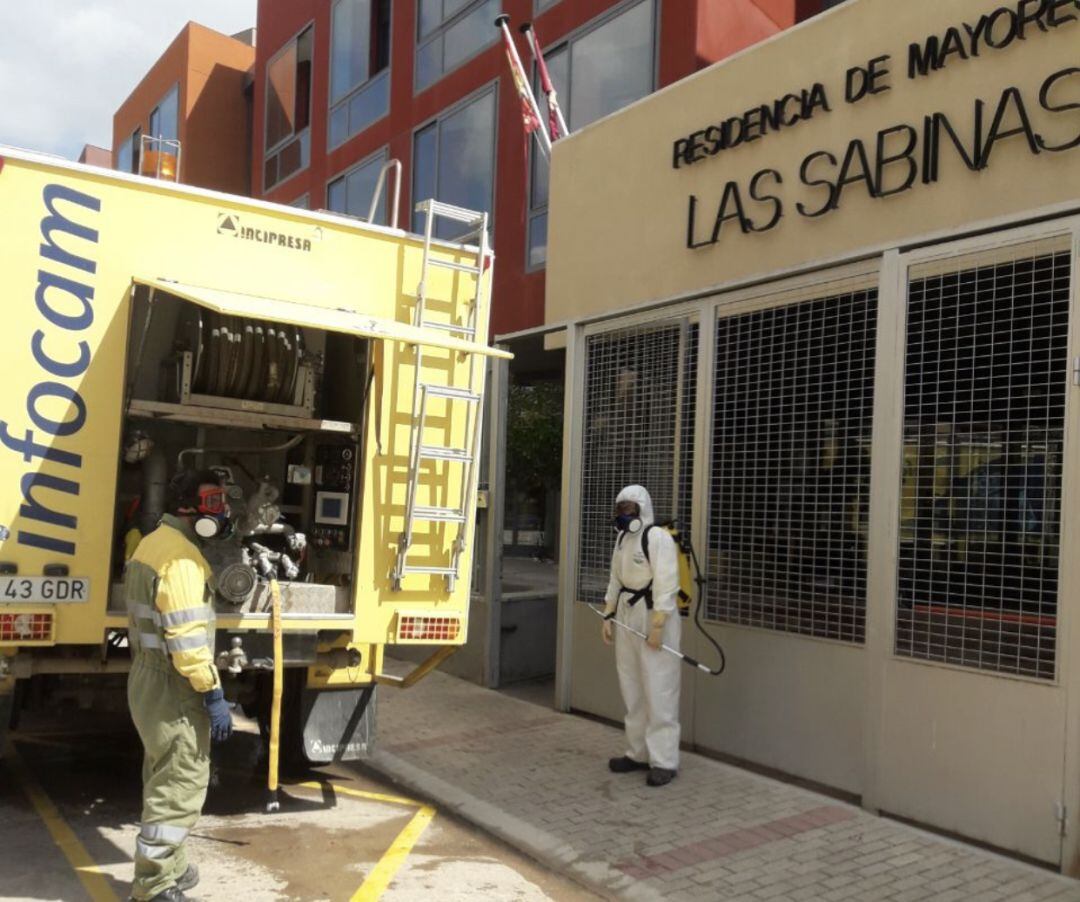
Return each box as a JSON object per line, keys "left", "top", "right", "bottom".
{"left": 499, "top": 21, "right": 541, "bottom": 138}
{"left": 524, "top": 24, "right": 568, "bottom": 141}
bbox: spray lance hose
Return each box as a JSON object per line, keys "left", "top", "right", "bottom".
{"left": 589, "top": 527, "right": 726, "bottom": 677}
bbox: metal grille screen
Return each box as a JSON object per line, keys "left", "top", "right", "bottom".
{"left": 577, "top": 322, "right": 698, "bottom": 604}
{"left": 896, "top": 249, "right": 1070, "bottom": 680}
{"left": 707, "top": 290, "right": 877, "bottom": 642}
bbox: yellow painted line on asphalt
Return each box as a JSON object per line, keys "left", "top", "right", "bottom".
{"left": 351, "top": 804, "right": 436, "bottom": 901}
{"left": 3, "top": 741, "right": 119, "bottom": 902}
{"left": 292, "top": 779, "right": 420, "bottom": 809}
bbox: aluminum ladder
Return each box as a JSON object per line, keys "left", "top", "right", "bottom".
{"left": 392, "top": 200, "right": 490, "bottom": 591}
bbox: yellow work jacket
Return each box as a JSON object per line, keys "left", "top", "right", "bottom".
{"left": 124, "top": 515, "right": 220, "bottom": 692}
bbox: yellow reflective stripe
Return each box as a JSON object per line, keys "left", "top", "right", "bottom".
{"left": 165, "top": 631, "right": 208, "bottom": 653}
{"left": 160, "top": 605, "right": 211, "bottom": 628}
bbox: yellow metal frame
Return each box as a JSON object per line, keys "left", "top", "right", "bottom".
{"left": 374, "top": 646, "right": 459, "bottom": 689}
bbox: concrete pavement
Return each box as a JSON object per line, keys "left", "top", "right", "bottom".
{"left": 366, "top": 666, "right": 1080, "bottom": 902}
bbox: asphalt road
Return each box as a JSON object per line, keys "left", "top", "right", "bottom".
{"left": 0, "top": 710, "right": 599, "bottom": 902}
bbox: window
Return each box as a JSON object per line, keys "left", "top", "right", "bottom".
{"left": 265, "top": 25, "right": 314, "bottom": 191}
{"left": 149, "top": 84, "right": 179, "bottom": 142}
{"left": 327, "top": 151, "right": 389, "bottom": 225}
{"left": 329, "top": 0, "right": 392, "bottom": 149}
{"left": 289, "top": 195, "right": 310, "bottom": 209}
{"left": 535, "top": 0, "right": 561, "bottom": 10}
{"left": 416, "top": 0, "right": 501, "bottom": 92}
{"left": 411, "top": 86, "right": 496, "bottom": 238}
{"left": 527, "top": 0, "right": 656, "bottom": 267}
{"left": 895, "top": 248, "right": 1070, "bottom": 680}
{"left": 116, "top": 127, "right": 141, "bottom": 174}
{"left": 706, "top": 289, "right": 878, "bottom": 644}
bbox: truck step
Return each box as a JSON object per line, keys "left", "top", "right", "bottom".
{"left": 413, "top": 506, "right": 467, "bottom": 523}
{"left": 419, "top": 445, "right": 473, "bottom": 462}
{"left": 417, "top": 199, "right": 487, "bottom": 227}
{"left": 421, "top": 320, "right": 477, "bottom": 337}
{"left": 422, "top": 384, "right": 481, "bottom": 402}
{"left": 430, "top": 259, "right": 482, "bottom": 275}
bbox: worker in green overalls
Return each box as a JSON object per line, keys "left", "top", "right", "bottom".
{"left": 125, "top": 469, "right": 233, "bottom": 902}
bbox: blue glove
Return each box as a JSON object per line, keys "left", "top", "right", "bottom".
{"left": 203, "top": 688, "right": 233, "bottom": 742}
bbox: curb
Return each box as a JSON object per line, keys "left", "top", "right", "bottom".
{"left": 363, "top": 747, "right": 664, "bottom": 902}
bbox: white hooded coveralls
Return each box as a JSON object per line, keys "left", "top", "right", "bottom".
{"left": 604, "top": 485, "right": 682, "bottom": 771}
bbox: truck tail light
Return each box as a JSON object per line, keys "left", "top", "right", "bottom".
{"left": 0, "top": 612, "right": 54, "bottom": 643}
{"left": 396, "top": 614, "right": 462, "bottom": 644}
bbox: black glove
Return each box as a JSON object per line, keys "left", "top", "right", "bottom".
{"left": 203, "top": 687, "right": 233, "bottom": 742}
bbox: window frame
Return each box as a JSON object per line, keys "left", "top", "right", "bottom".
{"left": 410, "top": 80, "right": 500, "bottom": 235}
{"left": 326, "top": 146, "right": 391, "bottom": 225}
{"left": 328, "top": 0, "right": 393, "bottom": 151}
{"left": 117, "top": 126, "right": 140, "bottom": 174}
{"left": 263, "top": 20, "right": 316, "bottom": 193}
{"left": 525, "top": 0, "right": 659, "bottom": 271}
{"left": 414, "top": 0, "right": 502, "bottom": 94}
{"left": 148, "top": 82, "right": 180, "bottom": 143}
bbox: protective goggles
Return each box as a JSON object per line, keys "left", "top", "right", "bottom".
{"left": 196, "top": 486, "right": 228, "bottom": 515}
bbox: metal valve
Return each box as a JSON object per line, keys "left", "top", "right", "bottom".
{"left": 217, "top": 636, "right": 249, "bottom": 676}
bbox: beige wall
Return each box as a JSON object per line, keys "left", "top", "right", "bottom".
{"left": 547, "top": 0, "right": 1080, "bottom": 324}
{"left": 550, "top": 0, "right": 1080, "bottom": 868}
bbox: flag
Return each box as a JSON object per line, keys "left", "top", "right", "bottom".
{"left": 523, "top": 23, "right": 568, "bottom": 141}
{"left": 498, "top": 18, "right": 542, "bottom": 139}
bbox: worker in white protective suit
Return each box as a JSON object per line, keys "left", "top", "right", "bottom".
{"left": 601, "top": 485, "right": 682, "bottom": 786}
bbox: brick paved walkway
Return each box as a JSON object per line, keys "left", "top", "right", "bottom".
{"left": 363, "top": 666, "right": 1080, "bottom": 901}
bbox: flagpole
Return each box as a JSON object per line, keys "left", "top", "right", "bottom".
{"left": 495, "top": 14, "right": 552, "bottom": 158}
{"left": 520, "top": 22, "right": 569, "bottom": 140}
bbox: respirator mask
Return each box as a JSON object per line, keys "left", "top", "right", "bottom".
{"left": 613, "top": 511, "right": 642, "bottom": 535}
{"left": 193, "top": 486, "right": 231, "bottom": 539}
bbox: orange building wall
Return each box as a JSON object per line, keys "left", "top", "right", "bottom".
{"left": 183, "top": 23, "right": 255, "bottom": 196}
{"left": 696, "top": 0, "right": 797, "bottom": 67}
{"left": 112, "top": 22, "right": 254, "bottom": 197}
{"left": 112, "top": 27, "right": 187, "bottom": 172}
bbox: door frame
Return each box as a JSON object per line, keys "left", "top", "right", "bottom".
{"left": 863, "top": 216, "right": 1080, "bottom": 868}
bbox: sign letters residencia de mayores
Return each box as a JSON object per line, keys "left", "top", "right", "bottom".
{"left": 679, "top": 0, "right": 1080, "bottom": 249}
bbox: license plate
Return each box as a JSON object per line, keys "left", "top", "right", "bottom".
{"left": 0, "top": 576, "right": 90, "bottom": 604}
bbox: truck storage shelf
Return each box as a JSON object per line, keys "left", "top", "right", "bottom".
{"left": 127, "top": 399, "right": 359, "bottom": 434}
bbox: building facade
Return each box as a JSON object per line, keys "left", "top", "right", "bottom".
{"left": 251, "top": 0, "right": 835, "bottom": 337}
{"left": 113, "top": 23, "right": 255, "bottom": 195}
{"left": 546, "top": 0, "right": 1080, "bottom": 871}
{"left": 78, "top": 145, "right": 112, "bottom": 168}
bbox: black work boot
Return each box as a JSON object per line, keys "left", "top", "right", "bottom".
{"left": 176, "top": 865, "right": 199, "bottom": 892}
{"left": 647, "top": 767, "right": 677, "bottom": 787}
{"left": 147, "top": 888, "right": 188, "bottom": 902}
{"left": 609, "top": 755, "right": 650, "bottom": 773}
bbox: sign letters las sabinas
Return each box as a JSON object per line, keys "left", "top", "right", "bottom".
{"left": 679, "top": 0, "right": 1080, "bottom": 250}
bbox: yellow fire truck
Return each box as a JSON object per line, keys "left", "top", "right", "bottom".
{"left": 0, "top": 146, "right": 507, "bottom": 762}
